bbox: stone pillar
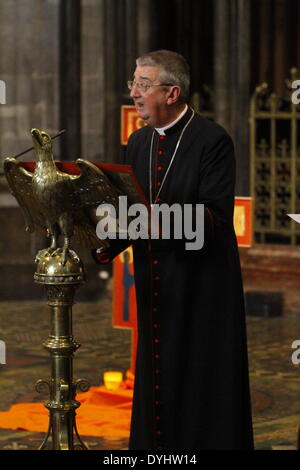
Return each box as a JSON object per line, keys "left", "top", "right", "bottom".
{"left": 258, "top": 0, "right": 272, "bottom": 84}
{"left": 124, "top": 0, "right": 138, "bottom": 90}
{"left": 0, "top": 0, "right": 60, "bottom": 166}
{"left": 297, "top": 1, "right": 300, "bottom": 71}
{"left": 102, "top": 0, "right": 154, "bottom": 163}
{"left": 137, "top": 0, "right": 155, "bottom": 56}
{"left": 214, "top": 0, "right": 250, "bottom": 196}
{"left": 102, "top": 0, "right": 122, "bottom": 163}
{"left": 273, "top": 0, "right": 288, "bottom": 96}
{"left": 232, "top": 0, "right": 250, "bottom": 196}
{"left": 214, "top": 0, "right": 231, "bottom": 132}
{"left": 59, "top": 0, "right": 81, "bottom": 160}
{"left": 81, "top": 0, "right": 105, "bottom": 161}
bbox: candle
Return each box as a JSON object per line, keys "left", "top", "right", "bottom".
{"left": 103, "top": 371, "right": 123, "bottom": 391}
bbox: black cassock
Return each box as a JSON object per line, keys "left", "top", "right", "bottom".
{"left": 99, "top": 108, "right": 254, "bottom": 450}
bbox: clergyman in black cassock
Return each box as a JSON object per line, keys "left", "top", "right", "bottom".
{"left": 94, "top": 50, "right": 254, "bottom": 450}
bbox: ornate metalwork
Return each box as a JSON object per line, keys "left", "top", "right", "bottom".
{"left": 34, "top": 241, "right": 90, "bottom": 450}
{"left": 250, "top": 68, "right": 300, "bottom": 244}
{"left": 4, "top": 128, "right": 112, "bottom": 265}
{"left": 35, "top": 379, "right": 51, "bottom": 395}
{"left": 2, "top": 128, "right": 124, "bottom": 450}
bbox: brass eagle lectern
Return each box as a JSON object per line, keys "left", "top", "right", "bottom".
{"left": 4, "top": 128, "right": 121, "bottom": 450}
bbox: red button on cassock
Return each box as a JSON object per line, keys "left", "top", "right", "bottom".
{"left": 156, "top": 181, "right": 161, "bottom": 187}
{"left": 153, "top": 260, "right": 158, "bottom": 264}
{"left": 157, "top": 166, "right": 163, "bottom": 171}
{"left": 158, "top": 150, "right": 164, "bottom": 155}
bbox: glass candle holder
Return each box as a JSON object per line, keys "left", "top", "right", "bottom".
{"left": 103, "top": 371, "right": 123, "bottom": 391}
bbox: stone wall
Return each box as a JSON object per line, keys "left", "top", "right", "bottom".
{"left": 0, "top": 0, "right": 60, "bottom": 163}
{"left": 0, "top": 0, "right": 107, "bottom": 300}
{"left": 240, "top": 245, "right": 300, "bottom": 316}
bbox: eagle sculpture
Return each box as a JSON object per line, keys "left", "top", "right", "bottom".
{"left": 4, "top": 128, "right": 120, "bottom": 264}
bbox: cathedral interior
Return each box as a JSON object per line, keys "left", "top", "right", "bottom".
{"left": 1, "top": 0, "right": 300, "bottom": 451}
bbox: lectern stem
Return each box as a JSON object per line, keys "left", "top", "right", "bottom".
{"left": 34, "top": 249, "right": 89, "bottom": 450}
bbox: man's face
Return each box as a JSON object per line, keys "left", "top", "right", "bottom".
{"left": 130, "top": 65, "right": 171, "bottom": 128}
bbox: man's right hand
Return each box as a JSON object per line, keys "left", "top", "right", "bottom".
{"left": 92, "top": 247, "right": 111, "bottom": 264}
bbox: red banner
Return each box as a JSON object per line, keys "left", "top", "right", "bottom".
{"left": 121, "top": 105, "right": 147, "bottom": 145}
{"left": 234, "top": 197, "right": 253, "bottom": 247}
{"left": 112, "top": 247, "right": 137, "bottom": 373}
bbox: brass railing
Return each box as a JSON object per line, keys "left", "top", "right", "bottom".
{"left": 250, "top": 68, "right": 300, "bottom": 245}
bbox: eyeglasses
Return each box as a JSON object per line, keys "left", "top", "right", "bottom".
{"left": 127, "top": 80, "right": 174, "bottom": 93}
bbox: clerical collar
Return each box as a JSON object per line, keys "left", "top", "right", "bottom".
{"left": 154, "top": 105, "right": 188, "bottom": 135}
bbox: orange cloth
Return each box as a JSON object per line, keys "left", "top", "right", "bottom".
{"left": 0, "top": 384, "right": 133, "bottom": 438}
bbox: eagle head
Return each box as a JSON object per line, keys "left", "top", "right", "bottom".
{"left": 31, "top": 128, "right": 53, "bottom": 162}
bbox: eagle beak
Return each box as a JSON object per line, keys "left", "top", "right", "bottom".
{"left": 31, "top": 128, "right": 43, "bottom": 147}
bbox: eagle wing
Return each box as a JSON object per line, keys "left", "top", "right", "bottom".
{"left": 4, "top": 158, "right": 46, "bottom": 233}
{"left": 68, "top": 158, "right": 123, "bottom": 249}
{"left": 71, "top": 158, "right": 121, "bottom": 208}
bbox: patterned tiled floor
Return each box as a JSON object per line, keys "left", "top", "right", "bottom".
{"left": 247, "top": 315, "right": 300, "bottom": 449}
{"left": 1, "top": 296, "right": 300, "bottom": 450}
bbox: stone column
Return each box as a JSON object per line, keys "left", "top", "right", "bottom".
{"left": 102, "top": 0, "right": 154, "bottom": 163}
{"left": 273, "top": 0, "right": 288, "bottom": 96}
{"left": 214, "top": 0, "right": 250, "bottom": 196}
{"left": 137, "top": 0, "right": 155, "bottom": 56}
{"left": 0, "top": 0, "right": 60, "bottom": 165}
{"left": 59, "top": 0, "right": 81, "bottom": 160}
{"left": 81, "top": 0, "right": 105, "bottom": 161}
{"left": 297, "top": 1, "right": 300, "bottom": 71}
{"left": 214, "top": 0, "right": 231, "bottom": 132}
{"left": 258, "top": 0, "right": 272, "bottom": 84}
{"left": 102, "top": 0, "right": 122, "bottom": 163}
{"left": 232, "top": 0, "right": 250, "bottom": 196}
